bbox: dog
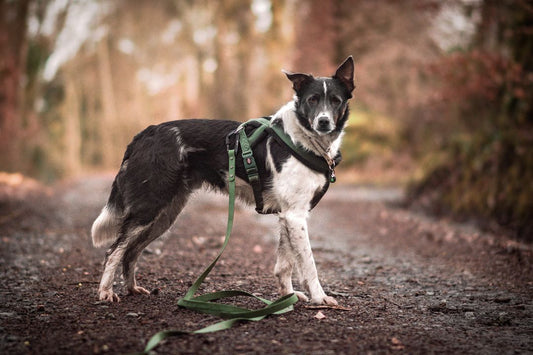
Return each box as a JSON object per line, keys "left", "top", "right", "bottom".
{"left": 91, "top": 56, "right": 355, "bottom": 305}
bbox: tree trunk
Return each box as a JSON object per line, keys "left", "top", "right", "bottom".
{"left": 62, "top": 73, "right": 82, "bottom": 176}
{"left": 293, "top": 0, "right": 338, "bottom": 73}
{"left": 97, "top": 37, "right": 118, "bottom": 168}
{"left": 0, "top": 0, "right": 30, "bottom": 170}
{"left": 212, "top": 2, "right": 233, "bottom": 119}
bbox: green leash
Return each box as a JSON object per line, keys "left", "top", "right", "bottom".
{"left": 140, "top": 143, "right": 298, "bottom": 354}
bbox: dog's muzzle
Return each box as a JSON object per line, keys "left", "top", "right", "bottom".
{"left": 314, "top": 115, "right": 334, "bottom": 134}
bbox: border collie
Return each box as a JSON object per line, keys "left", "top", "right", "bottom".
{"left": 91, "top": 56, "right": 355, "bottom": 305}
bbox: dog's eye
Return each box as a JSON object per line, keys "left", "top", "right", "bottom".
{"left": 331, "top": 96, "right": 342, "bottom": 106}
{"left": 307, "top": 95, "right": 319, "bottom": 106}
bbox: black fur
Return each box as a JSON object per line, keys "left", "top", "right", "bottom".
{"left": 107, "top": 119, "right": 291, "bottom": 218}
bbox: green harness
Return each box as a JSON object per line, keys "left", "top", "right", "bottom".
{"left": 140, "top": 118, "right": 337, "bottom": 353}
{"left": 230, "top": 117, "right": 337, "bottom": 214}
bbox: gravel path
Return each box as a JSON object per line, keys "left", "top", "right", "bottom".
{"left": 1, "top": 175, "right": 531, "bottom": 354}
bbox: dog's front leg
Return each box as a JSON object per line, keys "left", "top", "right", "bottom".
{"left": 275, "top": 221, "right": 309, "bottom": 302}
{"left": 277, "top": 212, "right": 337, "bottom": 305}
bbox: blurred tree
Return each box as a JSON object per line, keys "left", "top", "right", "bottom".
{"left": 336, "top": 0, "right": 440, "bottom": 113}
{"left": 7, "top": 0, "right": 301, "bottom": 176}
{"left": 0, "top": 0, "right": 30, "bottom": 171}
{"left": 409, "top": 0, "right": 533, "bottom": 240}
{"left": 212, "top": 0, "right": 255, "bottom": 119}
{"left": 292, "top": 0, "right": 338, "bottom": 73}
{"left": 97, "top": 36, "right": 117, "bottom": 169}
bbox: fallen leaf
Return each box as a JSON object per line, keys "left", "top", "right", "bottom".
{"left": 390, "top": 337, "right": 405, "bottom": 350}
{"left": 314, "top": 311, "right": 326, "bottom": 319}
{"left": 192, "top": 236, "right": 207, "bottom": 246}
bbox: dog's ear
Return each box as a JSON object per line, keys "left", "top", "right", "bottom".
{"left": 333, "top": 56, "right": 355, "bottom": 94}
{"left": 282, "top": 70, "right": 314, "bottom": 92}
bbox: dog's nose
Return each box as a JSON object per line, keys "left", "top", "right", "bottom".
{"left": 318, "top": 116, "right": 330, "bottom": 128}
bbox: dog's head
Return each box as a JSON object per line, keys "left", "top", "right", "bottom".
{"left": 283, "top": 56, "right": 355, "bottom": 136}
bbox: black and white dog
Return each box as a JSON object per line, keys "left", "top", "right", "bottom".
{"left": 92, "top": 56, "right": 355, "bottom": 305}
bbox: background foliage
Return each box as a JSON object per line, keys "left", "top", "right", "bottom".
{"left": 0, "top": 0, "right": 531, "bottom": 240}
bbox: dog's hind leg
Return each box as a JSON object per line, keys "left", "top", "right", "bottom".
{"left": 97, "top": 191, "right": 189, "bottom": 302}
{"left": 98, "top": 237, "right": 128, "bottom": 302}
{"left": 121, "top": 223, "right": 154, "bottom": 296}
{"left": 121, "top": 195, "right": 189, "bottom": 296}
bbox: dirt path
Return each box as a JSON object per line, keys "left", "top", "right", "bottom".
{"left": 1, "top": 175, "right": 532, "bottom": 354}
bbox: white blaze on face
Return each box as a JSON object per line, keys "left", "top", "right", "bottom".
{"left": 322, "top": 81, "right": 328, "bottom": 115}
{"left": 313, "top": 81, "right": 334, "bottom": 133}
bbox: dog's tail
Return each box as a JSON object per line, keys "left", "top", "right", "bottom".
{"left": 91, "top": 183, "right": 123, "bottom": 247}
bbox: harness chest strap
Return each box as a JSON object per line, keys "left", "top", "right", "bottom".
{"left": 233, "top": 118, "right": 337, "bottom": 214}
{"left": 238, "top": 128, "right": 267, "bottom": 213}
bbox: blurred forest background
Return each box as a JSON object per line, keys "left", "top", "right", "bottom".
{"left": 0, "top": 0, "right": 532, "bottom": 240}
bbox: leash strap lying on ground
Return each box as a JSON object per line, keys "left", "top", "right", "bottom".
{"left": 140, "top": 145, "right": 298, "bottom": 354}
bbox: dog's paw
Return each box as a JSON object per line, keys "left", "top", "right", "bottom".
{"left": 98, "top": 289, "right": 120, "bottom": 302}
{"left": 311, "top": 295, "right": 338, "bottom": 306}
{"left": 294, "top": 291, "right": 309, "bottom": 302}
{"left": 128, "top": 286, "right": 150, "bottom": 295}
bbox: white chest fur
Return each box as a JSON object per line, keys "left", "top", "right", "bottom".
{"left": 263, "top": 155, "right": 326, "bottom": 213}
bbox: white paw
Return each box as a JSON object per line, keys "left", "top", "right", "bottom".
{"left": 294, "top": 291, "right": 309, "bottom": 302}
{"left": 128, "top": 285, "right": 150, "bottom": 295}
{"left": 99, "top": 288, "right": 120, "bottom": 302}
{"left": 311, "top": 295, "right": 338, "bottom": 305}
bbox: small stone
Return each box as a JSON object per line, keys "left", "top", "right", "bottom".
{"left": 494, "top": 297, "right": 511, "bottom": 304}
{"left": 0, "top": 312, "right": 17, "bottom": 318}
{"left": 6, "top": 334, "right": 19, "bottom": 342}
{"left": 428, "top": 300, "right": 447, "bottom": 312}
{"left": 497, "top": 312, "right": 512, "bottom": 325}
{"left": 464, "top": 311, "right": 475, "bottom": 319}
{"left": 126, "top": 312, "right": 139, "bottom": 318}
{"left": 105, "top": 312, "right": 116, "bottom": 320}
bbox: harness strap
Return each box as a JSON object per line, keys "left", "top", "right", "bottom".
{"left": 234, "top": 117, "right": 336, "bottom": 214}
{"left": 267, "top": 124, "right": 331, "bottom": 174}
{"left": 238, "top": 128, "right": 267, "bottom": 213}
